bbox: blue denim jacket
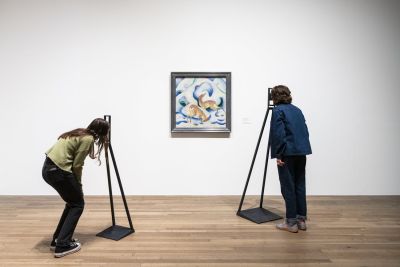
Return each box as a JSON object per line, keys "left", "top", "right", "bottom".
{"left": 270, "top": 103, "right": 312, "bottom": 159}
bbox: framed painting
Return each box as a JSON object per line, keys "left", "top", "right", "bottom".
{"left": 171, "top": 72, "right": 231, "bottom": 133}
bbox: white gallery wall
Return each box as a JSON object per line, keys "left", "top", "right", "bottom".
{"left": 0, "top": 0, "right": 399, "bottom": 195}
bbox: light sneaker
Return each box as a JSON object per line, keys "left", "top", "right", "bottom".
{"left": 276, "top": 219, "right": 298, "bottom": 233}
{"left": 297, "top": 219, "right": 307, "bottom": 231}
{"left": 54, "top": 242, "right": 81, "bottom": 258}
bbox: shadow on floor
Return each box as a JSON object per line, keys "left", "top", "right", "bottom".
{"left": 33, "top": 231, "right": 99, "bottom": 253}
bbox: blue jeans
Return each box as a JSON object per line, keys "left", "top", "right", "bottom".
{"left": 42, "top": 157, "right": 84, "bottom": 247}
{"left": 277, "top": 155, "right": 307, "bottom": 225}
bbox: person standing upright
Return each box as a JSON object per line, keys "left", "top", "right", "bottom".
{"left": 269, "top": 85, "right": 312, "bottom": 233}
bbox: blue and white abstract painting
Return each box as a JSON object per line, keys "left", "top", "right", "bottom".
{"left": 175, "top": 77, "right": 227, "bottom": 129}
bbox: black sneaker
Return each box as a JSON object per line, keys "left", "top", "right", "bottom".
{"left": 50, "top": 238, "right": 79, "bottom": 251}
{"left": 54, "top": 242, "right": 81, "bottom": 258}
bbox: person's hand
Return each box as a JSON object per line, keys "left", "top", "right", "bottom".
{"left": 277, "top": 159, "right": 285, "bottom": 166}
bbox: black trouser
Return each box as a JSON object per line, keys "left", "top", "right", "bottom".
{"left": 42, "top": 157, "right": 84, "bottom": 247}
{"left": 277, "top": 155, "right": 307, "bottom": 225}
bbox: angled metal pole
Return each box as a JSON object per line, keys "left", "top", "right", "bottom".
{"left": 104, "top": 144, "right": 116, "bottom": 226}
{"left": 109, "top": 143, "right": 134, "bottom": 230}
{"left": 259, "top": 118, "right": 272, "bottom": 208}
{"left": 103, "top": 115, "right": 115, "bottom": 226}
{"left": 259, "top": 89, "right": 275, "bottom": 208}
{"left": 237, "top": 108, "right": 269, "bottom": 213}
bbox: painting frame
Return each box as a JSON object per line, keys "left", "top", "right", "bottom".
{"left": 171, "top": 72, "right": 231, "bottom": 133}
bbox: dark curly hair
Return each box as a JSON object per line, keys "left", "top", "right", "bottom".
{"left": 271, "top": 85, "right": 292, "bottom": 104}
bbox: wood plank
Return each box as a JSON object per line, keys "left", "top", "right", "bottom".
{"left": 0, "top": 196, "right": 399, "bottom": 266}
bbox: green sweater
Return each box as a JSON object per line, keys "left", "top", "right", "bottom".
{"left": 46, "top": 135, "right": 94, "bottom": 183}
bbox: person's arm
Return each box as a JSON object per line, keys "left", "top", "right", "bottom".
{"left": 270, "top": 109, "right": 286, "bottom": 165}
{"left": 72, "top": 137, "right": 94, "bottom": 182}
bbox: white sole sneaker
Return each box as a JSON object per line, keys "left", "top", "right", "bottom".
{"left": 276, "top": 223, "right": 299, "bottom": 233}
{"left": 50, "top": 238, "right": 79, "bottom": 251}
{"left": 54, "top": 243, "right": 81, "bottom": 258}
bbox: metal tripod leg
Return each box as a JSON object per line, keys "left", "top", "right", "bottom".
{"left": 237, "top": 108, "right": 270, "bottom": 214}
{"left": 105, "top": 145, "right": 116, "bottom": 226}
{"left": 109, "top": 144, "right": 134, "bottom": 231}
{"left": 259, "top": 140, "right": 271, "bottom": 208}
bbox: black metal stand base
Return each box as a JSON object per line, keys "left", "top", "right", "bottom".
{"left": 237, "top": 207, "right": 282, "bottom": 224}
{"left": 96, "top": 225, "right": 134, "bottom": 241}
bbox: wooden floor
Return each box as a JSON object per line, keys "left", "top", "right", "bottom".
{"left": 0, "top": 196, "right": 399, "bottom": 267}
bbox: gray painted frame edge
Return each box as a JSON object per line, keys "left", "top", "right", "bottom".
{"left": 171, "top": 72, "right": 231, "bottom": 133}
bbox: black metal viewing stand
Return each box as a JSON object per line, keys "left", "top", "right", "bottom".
{"left": 96, "top": 115, "right": 135, "bottom": 240}
{"left": 237, "top": 88, "right": 282, "bottom": 224}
